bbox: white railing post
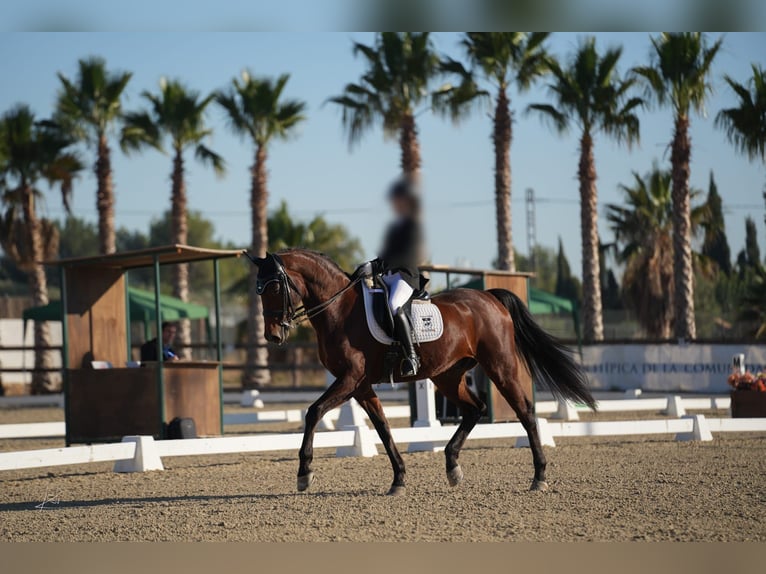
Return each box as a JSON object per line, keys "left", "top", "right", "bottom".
{"left": 335, "top": 399, "right": 377, "bottom": 458}
{"left": 515, "top": 418, "right": 556, "bottom": 448}
{"left": 408, "top": 378, "right": 443, "bottom": 453}
{"left": 554, "top": 399, "right": 579, "bottom": 421}
{"left": 675, "top": 414, "right": 713, "bottom": 442}
{"left": 113, "top": 436, "right": 164, "bottom": 473}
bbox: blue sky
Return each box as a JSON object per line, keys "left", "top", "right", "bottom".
{"left": 1, "top": 32, "right": 764, "bottom": 276}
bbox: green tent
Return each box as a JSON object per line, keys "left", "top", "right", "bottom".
{"left": 23, "top": 286, "right": 211, "bottom": 342}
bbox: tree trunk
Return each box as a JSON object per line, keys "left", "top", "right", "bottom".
{"left": 170, "top": 148, "right": 191, "bottom": 358}
{"left": 671, "top": 115, "right": 696, "bottom": 340}
{"left": 96, "top": 134, "right": 116, "bottom": 254}
{"left": 493, "top": 89, "right": 514, "bottom": 271}
{"left": 243, "top": 144, "right": 271, "bottom": 388}
{"left": 578, "top": 132, "right": 604, "bottom": 342}
{"left": 399, "top": 112, "right": 421, "bottom": 178}
{"left": 22, "top": 186, "right": 55, "bottom": 394}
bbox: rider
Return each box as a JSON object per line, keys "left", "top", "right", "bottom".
{"left": 374, "top": 177, "right": 422, "bottom": 377}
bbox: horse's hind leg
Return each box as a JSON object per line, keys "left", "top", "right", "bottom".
{"left": 432, "top": 366, "right": 486, "bottom": 487}
{"left": 480, "top": 357, "right": 548, "bottom": 491}
{"left": 354, "top": 386, "right": 406, "bottom": 496}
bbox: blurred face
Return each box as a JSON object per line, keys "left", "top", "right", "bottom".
{"left": 161, "top": 325, "right": 176, "bottom": 345}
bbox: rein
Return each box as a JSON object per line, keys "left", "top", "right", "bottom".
{"left": 244, "top": 250, "right": 363, "bottom": 331}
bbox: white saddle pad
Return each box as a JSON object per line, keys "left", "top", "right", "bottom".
{"left": 362, "top": 283, "right": 444, "bottom": 345}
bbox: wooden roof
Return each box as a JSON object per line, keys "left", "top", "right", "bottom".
{"left": 45, "top": 244, "right": 245, "bottom": 269}
{"left": 420, "top": 264, "right": 534, "bottom": 278}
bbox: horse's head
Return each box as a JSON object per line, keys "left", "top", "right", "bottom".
{"left": 246, "top": 251, "right": 303, "bottom": 344}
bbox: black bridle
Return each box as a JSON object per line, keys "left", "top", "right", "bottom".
{"left": 243, "top": 251, "right": 362, "bottom": 335}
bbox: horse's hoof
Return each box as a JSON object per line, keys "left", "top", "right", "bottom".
{"left": 387, "top": 485, "right": 406, "bottom": 496}
{"left": 297, "top": 472, "right": 315, "bottom": 492}
{"left": 530, "top": 479, "right": 549, "bottom": 492}
{"left": 447, "top": 465, "right": 464, "bottom": 487}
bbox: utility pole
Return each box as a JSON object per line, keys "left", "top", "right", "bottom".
{"left": 525, "top": 188, "right": 537, "bottom": 272}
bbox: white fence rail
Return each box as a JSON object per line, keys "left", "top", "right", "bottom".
{"left": 0, "top": 394, "right": 735, "bottom": 440}
{"left": 2, "top": 415, "right": 765, "bottom": 473}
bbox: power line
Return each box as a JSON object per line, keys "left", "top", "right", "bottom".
{"left": 39, "top": 197, "right": 764, "bottom": 218}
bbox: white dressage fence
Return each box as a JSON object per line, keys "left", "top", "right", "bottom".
{"left": 0, "top": 392, "right": 731, "bottom": 440}
{"left": 2, "top": 412, "right": 766, "bottom": 473}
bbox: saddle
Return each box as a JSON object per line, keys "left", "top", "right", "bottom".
{"left": 361, "top": 274, "right": 444, "bottom": 384}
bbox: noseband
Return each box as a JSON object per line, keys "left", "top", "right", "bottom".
{"left": 244, "top": 251, "right": 363, "bottom": 337}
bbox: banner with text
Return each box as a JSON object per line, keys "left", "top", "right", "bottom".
{"left": 580, "top": 344, "right": 766, "bottom": 393}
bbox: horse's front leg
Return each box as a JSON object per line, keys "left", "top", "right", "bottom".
{"left": 297, "top": 372, "right": 360, "bottom": 492}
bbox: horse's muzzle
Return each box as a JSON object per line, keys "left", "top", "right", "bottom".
{"left": 265, "top": 332, "right": 284, "bottom": 344}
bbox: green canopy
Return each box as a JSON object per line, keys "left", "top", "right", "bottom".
{"left": 528, "top": 287, "right": 575, "bottom": 315}
{"left": 23, "top": 287, "right": 210, "bottom": 342}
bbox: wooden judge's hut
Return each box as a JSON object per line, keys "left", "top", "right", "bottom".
{"left": 47, "top": 245, "right": 243, "bottom": 445}
{"left": 413, "top": 265, "right": 535, "bottom": 424}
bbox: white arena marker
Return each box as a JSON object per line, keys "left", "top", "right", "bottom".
{"left": 408, "top": 378, "right": 444, "bottom": 453}
{"left": 240, "top": 390, "right": 264, "bottom": 408}
{"left": 675, "top": 414, "right": 713, "bottom": 442}
{"left": 113, "top": 436, "right": 164, "bottom": 473}
{"left": 336, "top": 399, "right": 377, "bottom": 458}
{"left": 665, "top": 395, "right": 686, "bottom": 417}
{"left": 515, "top": 418, "right": 556, "bottom": 448}
{"left": 553, "top": 399, "right": 579, "bottom": 421}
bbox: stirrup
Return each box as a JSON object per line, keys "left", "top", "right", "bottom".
{"left": 400, "top": 356, "right": 419, "bottom": 377}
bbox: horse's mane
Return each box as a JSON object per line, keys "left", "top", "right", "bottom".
{"left": 276, "top": 248, "right": 353, "bottom": 279}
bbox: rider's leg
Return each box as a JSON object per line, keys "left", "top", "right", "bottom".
{"left": 382, "top": 273, "right": 419, "bottom": 377}
{"left": 382, "top": 272, "right": 413, "bottom": 313}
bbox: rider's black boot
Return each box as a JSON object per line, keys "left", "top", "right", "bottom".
{"left": 394, "top": 308, "right": 419, "bottom": 377}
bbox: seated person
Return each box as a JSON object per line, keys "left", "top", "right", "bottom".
{"left": 140, "top": 321, "right": 180, "bottom": 362}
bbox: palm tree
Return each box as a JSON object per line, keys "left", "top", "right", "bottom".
{"left": 606, "top": 165, "right": 708, "bottom": 339}
{"left": 716, "top": 63, "right": 766, "bottom": 225}
{"left": 441, "top": 33, "right": 550, "bottom": 271}
{"left": 56, "top": 57, "right": 132, "bottom": 255}
{"left": 0, "top": 105, "right": 83, "bottom": 393}
{"left": 216, "top": 71, "right": 305, "bottom": 387}
{"left": 121, "top": 78, "right": 225, "bottom": 357}
{"left": 634, "top": 32, "right": 723, "bottom": 340}
{"left": 528, "top": 37, "right": 642, "bottom": 342}
{"left": 328, "top": 32, "right": 443, "bottom": 177}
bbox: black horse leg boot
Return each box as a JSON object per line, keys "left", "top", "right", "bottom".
{"left": 394, "top": 308, "right": 420, "bottom": 377}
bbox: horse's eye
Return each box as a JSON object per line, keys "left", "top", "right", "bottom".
{"left": 272, "top": 282, "right": 281, "bottom": 293}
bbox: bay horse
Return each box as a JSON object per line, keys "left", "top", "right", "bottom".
{"left": 247, "top": 248, "right": 596, "bottom": 495}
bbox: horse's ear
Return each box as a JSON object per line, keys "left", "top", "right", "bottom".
{"left": 243, "top": 251, "right": 265, "bottom": 266}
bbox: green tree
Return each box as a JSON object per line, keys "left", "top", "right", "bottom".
{"left": 328, "top": 33, "right": 443, "bottom": 177}
{"left": 216, "top": 71, "right": 306, "bottom": 388}
{"left": 737, "top": 267, "right": 766, "bottom": 339}
{"left": 607, "top": 165, "right": 708, "bottom": 339}
{"left": 554, "top": 236, "right": 581, "bottom": 303}
{"left": 716, "top": 63, "right": 766, "bottom": 226}
{"left": 267, "top": 201, "right": 364, "bottom": 272}
{"left": 528, "top": 37, "right": 643, "bottom": 342}
{"left": 515, "top": 245, "right": 557, "bottom": 293}
{"left": 56, "top": 215, "right": 99, "bottom": 259}
{"left": 121, "top": 78, "right": 225, "bottom": 357}
{"left": 56, "top": 57, "right": 132, "bottom": 255}
{"left": 701, "top": 172, "right": 732, "bottom": 275}
{"left": 736, "top": 216, "right": 763, "bottom": 276}
{"left": 441, "top": 33, "right": 550, "bottom": 271}
{"left": 634, "top": 32, "right": 723, "bottom": 340}
{"left": 0, "top": 105, "right": 83, "bottom": 393}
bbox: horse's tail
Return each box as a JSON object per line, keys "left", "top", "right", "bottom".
{"left": 488, "top": 288, "right": 597, "bottom": 410}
